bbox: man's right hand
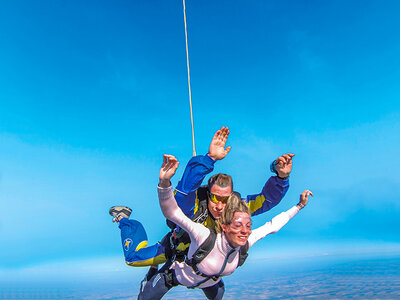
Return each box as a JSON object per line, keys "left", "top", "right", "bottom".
{"left": 208, "top": 126, "right": 231, "bottom": 161}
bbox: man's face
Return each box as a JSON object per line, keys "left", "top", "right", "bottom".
{"left": 207, "top": 184, "right": 232, "bottom": 219}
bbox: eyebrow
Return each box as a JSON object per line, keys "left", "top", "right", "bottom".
{"left": 232, "top": 221, "right": 252, "bottom": 225}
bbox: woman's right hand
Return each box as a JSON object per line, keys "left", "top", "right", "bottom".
{"left": 297, "top": 189, "right": 313, "bottom": 209}
{"left": 159, "top": 154, "right": 179, "bottom": 188}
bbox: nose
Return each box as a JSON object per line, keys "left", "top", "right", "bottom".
{"left": 216, "top": 201, "right": 224, "bottom": 210}
{"left": 240, "top": 226, "right": 251, "bottom": 234}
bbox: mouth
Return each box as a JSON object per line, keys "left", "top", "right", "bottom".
{"left": 237, "top": 236, "right": 248, "bottom": 241}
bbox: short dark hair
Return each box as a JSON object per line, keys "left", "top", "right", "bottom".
{"left": 207, "top": 173, "right": 233, "bottom": 191}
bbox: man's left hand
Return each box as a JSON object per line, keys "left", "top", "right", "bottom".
{"left": 275, "top": 153, "right": 295, "bottom": 178}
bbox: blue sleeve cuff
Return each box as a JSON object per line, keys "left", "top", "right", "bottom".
{"left": 274, "top": 175, "right": 289, "bottom": 184}
{"left": 205, "top": 154, "right": 216, "bottom": 165}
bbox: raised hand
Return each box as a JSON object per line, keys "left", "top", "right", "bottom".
{"left": 298, "top": 189, "right": 313, "bottom": 209}
{"left": 208, "top": 126, "right": 231, "bottom": 161}
{"left": 159, "top": 154, "right": 180, "bottom": 188}
{"left": 275, "top": 153, "right": 295, "bottom": 178}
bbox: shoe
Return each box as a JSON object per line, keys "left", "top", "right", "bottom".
{"left": 109, "top": 206, "right": 132, "bottom": 223}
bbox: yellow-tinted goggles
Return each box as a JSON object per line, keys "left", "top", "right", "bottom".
{"left": 208, "top": 192, "right": 230, "bottom": 204}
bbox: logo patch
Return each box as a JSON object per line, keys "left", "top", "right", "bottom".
{"left": 124, "top": 238, "right": 133, "bottom": 251}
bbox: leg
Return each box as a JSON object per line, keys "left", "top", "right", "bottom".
{"left": 119, "top": 218, "right": 167, "bottom": 266}
{"left": 202, "top": 280, "right": 225, "bottom": 300}
{"left": 138, "top": 270, "right": 178, "bottom": 300}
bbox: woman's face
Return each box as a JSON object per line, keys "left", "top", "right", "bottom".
{"left": 222, "top": 211, "right": 252, "bottom": 248}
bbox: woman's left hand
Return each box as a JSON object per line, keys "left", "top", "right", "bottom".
{"left": 298, "top": 189, "right": 313, "bottom": 209}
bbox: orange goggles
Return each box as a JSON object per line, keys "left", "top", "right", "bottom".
{"left": 208, "top": 191, "right": 230, "bottom": 204}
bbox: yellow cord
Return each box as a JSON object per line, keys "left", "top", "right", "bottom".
{"left": 183, "top": 0, "right": 196, "bottom": 156}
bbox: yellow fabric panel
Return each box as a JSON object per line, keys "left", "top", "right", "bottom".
{"left": 135, "top": 241, "right": 148, "bottom": 252}
{"left": 193, "top": 194, "right": 200, "bottom": 215}
{"left": 247, "top": 195, "right": 266, "bottom": 214}
{"left": 126, "top": 254, "right": 167, "bottom": 267}
{"left": 204, "top": 215, "right": 216, "bottom": 228}
{"left": 176, "top": 242, "right": 190, "bottom": 252}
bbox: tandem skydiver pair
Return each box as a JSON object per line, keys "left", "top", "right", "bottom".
{"left": 109, "top": 127, "right": 311, "bottom": 299}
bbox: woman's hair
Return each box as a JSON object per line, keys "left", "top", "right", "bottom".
{"left": 215, "top": 191, "right": 251, "bottom": 233}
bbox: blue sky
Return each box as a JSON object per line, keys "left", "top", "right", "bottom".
{"left": 1, "top": 0, "right": 400, "bottom": 281}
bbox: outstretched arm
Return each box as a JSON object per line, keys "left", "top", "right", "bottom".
{"left": 248, "top": 189, "right": 314, "bottom": 247}
{"left": 158, "top": 155, "right": 209, "bottom": 242}
{"left": 246, "top": 153, "right": 294, "bottom": 216}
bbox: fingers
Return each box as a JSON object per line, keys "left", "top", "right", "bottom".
{"left": 220, "top": 126, "right": 229, "bottom": 137}
{"left": 211, "top": 127, "right": 228, "bottom": 144}
{"left": 212, "top": 130, "right": 221, "bottom": 141}
{"left": 282, "top": 154, "right": 293, "bottom": 161}
{"left": 300, "top": 189, "right": 313, "bottom": 200}
{"left": 163, "top": 154, "right": 177, "bottom": 162}
{"left": 304, "top": 189, "right": 313, "bottom": 197}
{"left": 276, "top": 153, "right": 294, "bottom": 162}
{"left": 276, "top": 156, "right": 285, "bottom": 166}
{"left": 281, "top": 154, "right": 293, "bottom": 164}
{"left": 162, "top": 154, "right": 178, "bottom": 169}
{"left": 225, "top": 146, "right": 231, "bottom": 154}
{"left": 216, "top": 127, "right": 229, "bottom": 141}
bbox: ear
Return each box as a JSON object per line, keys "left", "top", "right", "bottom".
{"left": 221, "top": 224, "right": 228, "bottom": 233}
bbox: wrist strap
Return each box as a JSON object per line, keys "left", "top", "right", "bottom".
{"left": 270, "top": 160, "right": 277, "bottom": 174}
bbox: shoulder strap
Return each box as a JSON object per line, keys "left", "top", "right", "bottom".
{"left": 188, "top": 227, "right": 217, "bottom": 266}
{"left": 237, "top": 241, "right": 249, "bottom": 267}
{"left": 166, "top": 186, "right": 209, "bottom": 230}
{"left": 192, "top": 186, "right": 209, "bottom": 223}
{"left": 185, "top": 228, "right": 220, "bottom": 289}
{"left": 162, "top": 186, "right": 210, "bottom": 262}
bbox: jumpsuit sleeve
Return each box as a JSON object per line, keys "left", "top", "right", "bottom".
{"left": 158, "top": 185, "right": 209, "bottom": 245}
{"left": 247, "top": 206, "right": 300, "bottom": 248}
{"left": 245, "top": 176, "right": 289, "bottom": 216}
{"left": 174, "top": 155, "right": 216, "bottom": 217}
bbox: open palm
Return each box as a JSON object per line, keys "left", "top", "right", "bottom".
{"left": 159, "top": 154, "right": 179, "bottom": 181}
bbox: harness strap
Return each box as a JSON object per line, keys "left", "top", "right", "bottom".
{"left": 188, "top": 248, "right": 236, "bottom": 289}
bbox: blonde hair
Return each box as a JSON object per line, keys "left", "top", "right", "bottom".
{"left": 215, "top": 192, "right": 251, "bottom": 233}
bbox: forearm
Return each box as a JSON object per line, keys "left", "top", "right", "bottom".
{"left": 248, "top": 205, "right": 299, "bottom": 246}
{"left": 175, "top": 155, "right": 215, "bottom": 195}
{"left": 174, "top": 155, "right": 216, "bottom": 215}
{"left": 246, "top": 176, "right": 289, "bottom": 216}
{"left": 158, "top": 185, "right": 182, "bottom": 222}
